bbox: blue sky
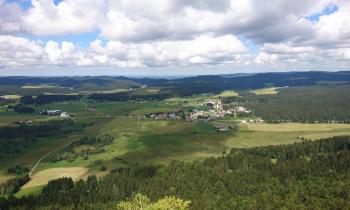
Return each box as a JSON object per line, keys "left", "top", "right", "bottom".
{"left": 0, "top": 0, "right": 349, "bottom": 76}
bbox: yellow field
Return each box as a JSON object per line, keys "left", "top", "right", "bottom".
{"left": 250, "top": 87, "right": 280, "bottom": 95}
{"left": 79, "top": 89, "right": 129, "bottom": 94}
{"left": 246, "top": 123, "right": 350, "bottom": 132}
{"left": 300, "top": 132, "right": 350, "bottom": 140}
{"left": 0, "top": 94, "right": 21, "bottom": 100}
{"left": 22, "top": 167, "right": 88, "bottom": 188}
{"left": 0, "top": 174, "right": 15, "bottom": 183}
{"left": 146, "top": 89, "right": 160, "bottom": 93}
{"left": 216, "top": 90, "right": 239, "bottom": 97}
{"left": 22, "top": 85, "right": 58, "bottom": 89}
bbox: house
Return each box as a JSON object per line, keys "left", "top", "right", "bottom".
{"left": 236, "top": 106, "right": 251, "bottom": 113}
{"left": 214, "top": 125, "right": 233, "bottom": 132}
{"left": 60, "top": 112, "right": 70, "bottom": 118}
{"left": 41, "top": 109, "right": 62, "bottom": 116}
{"left": 203, "top": 100, "right": 223, "bottom": 110}
{"left": 14, "top": 120, "right": 32, "bottom": 125}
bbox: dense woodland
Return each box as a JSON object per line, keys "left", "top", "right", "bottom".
{"left": 1, "top": 136, "right": 349, "bottom": 209}
{"left": 242, "top": 86, "right": 350, "bottom": 123}
{"left": 220, "top": 85, "right": 350, "bottom": 123}
{"left": 0, "top": 119, "right": 80, "bottom": 159}
{"left": 20, "top": 95, "right": 81, "bottom": 105}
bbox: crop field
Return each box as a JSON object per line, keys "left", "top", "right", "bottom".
{"left": 246, "top": 122, "right": 350, "bottom": 132}
{"left": 21, "top": 85, "right": 59, "bottom": 89}
{"left": 250, "top": 87, "right": 280, "bottom": 95}
{"left": 216, "top": 90, "right": 239, "bottom": 97}
{"left": 22, "top": 167, "right": 88, "bottom": 188}
{"left": 0, "top": 94, "right": 21, "bottom": 100}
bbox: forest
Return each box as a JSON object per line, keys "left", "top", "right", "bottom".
{"left": 1, "top": 136, "right": 349, "bottom": 210}
{"left": 219, "top": 85, "right": 350, "bottom": 123}
{"left": 0, "top": 119, "right": 81, "bottom": 159}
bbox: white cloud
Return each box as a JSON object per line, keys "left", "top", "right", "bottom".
{"left": 22, "top": 0, "right": 104, "bottom": 35}
{"left": 0, "top": 34, "right": 246, "bottom": 68}
{"left": 0, "top": 35, "right": 43, "bottom": 66}
{"left": 44, "top": 41, "right": 75, "bottom": 64}
{"left": 0, "top": 1, "right": 23, "bottom": 32}
{"left": 83, "top": 35, "right": 247, "bottom": 67}
{"left": 0, "top": 0, "right": 350, "bottom": 72}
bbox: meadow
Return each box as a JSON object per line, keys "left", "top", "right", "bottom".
{"left": 249, "top": 87, "right": 281, "bottom": 95}
{"left": 1, "top": 89, "right": 350, "bottom": 197}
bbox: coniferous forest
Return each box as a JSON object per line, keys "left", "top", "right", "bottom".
{"left": 1, "top": 136, "right": 349, "bottom": 210}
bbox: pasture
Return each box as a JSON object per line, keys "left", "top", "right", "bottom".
{"left": 1, "top": 98, "right": 350, "bottom": 196}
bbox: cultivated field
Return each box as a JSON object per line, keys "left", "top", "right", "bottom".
{"left": 250, "top": 87, "right": 280, "bottom": 95}
{"left": 22, "top": 167, "right": 88, "bottom": 188}
{"left": 246, "top": 123, "right": 350, "bottom": 132}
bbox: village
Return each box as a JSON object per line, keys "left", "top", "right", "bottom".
{"left": 146, "top": 99, "right": 253, "bottom": 124}
{"left": 40, "top": 109, "right": 71, "bottom": 118}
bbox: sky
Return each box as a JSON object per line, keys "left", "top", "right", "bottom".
{"left": 0, "top": 0, "right": 350, "bottom": 76}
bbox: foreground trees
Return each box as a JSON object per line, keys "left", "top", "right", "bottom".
{"left": 1, "top": 136, "right": 349, "bottom": 209}
{"left": 118, "top": 194, "right": 190, "bottom": 210}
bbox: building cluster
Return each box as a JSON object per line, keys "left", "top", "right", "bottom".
{"left": 185, "top": 100, "right": 251, "bottom": 122}
{"left": 146, "top": 112, "right": 182, "bottom": 120}
{"left": 41, "top": 109, "right": 71, "bottom": 118}
{"left": 14, "top": 120, "right": 33, "bottom": 125}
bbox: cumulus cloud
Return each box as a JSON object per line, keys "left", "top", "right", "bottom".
{"left": 22, "top": 0, "right": 104, "bottom": 35}
{"left": 0, "top": 35, "right": 43, "bottom": 67}
{"left": 0, "top": 34, "right": 246, "bottom": 68}
{"left": 0, "top": 0, "right": 350, "bottom": 71}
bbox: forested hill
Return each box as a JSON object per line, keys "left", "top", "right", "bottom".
{"left": 2, "top": 136, "right": 350, "bottom": 210}
{"left": 150, "top": 71, "right": 350, "bottom": 95}
{"left": 1, "top": 71, "right": 350, "bottom": 95}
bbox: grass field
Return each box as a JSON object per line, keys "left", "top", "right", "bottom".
{"left": 2, "top": 98, "right": 350, "bottom": 196}
{"left": 250, "top": 87, "right": 280, "bottom": 95}
{"left": 216, "top": 90, "right": 239, "bottom": 97}
{"left": 22, "top": 85, "right": 59, "bottom": 89}
{"left": 0, "top": 94, "right": 21, "bottom": 100}
{"left": 246, "top": 123, "right": 350, "bottom": 132}
{"left": 22, "top": 167, "right": 88, "bottom": 188}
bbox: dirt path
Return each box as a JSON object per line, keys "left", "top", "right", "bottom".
{"left": 28, "top": 139, "right": 79, "bottom": 177}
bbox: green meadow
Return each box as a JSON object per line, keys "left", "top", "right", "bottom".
{"left": 1, "top": 97, "right": 350, "bottom": 196}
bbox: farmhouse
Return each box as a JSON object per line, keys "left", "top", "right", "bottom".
{"left": 203, "top": 100, "right": 222, "bottom": 110}
{"left": 59, "top": 112, "right": 70, "bottom": 118}
{"left": 41, "top": 109, "right": 62, "bottom": 116}
{"left": 14, "top": 120, "right": 33, "bottom": 125}
{"left": 235, "top": 106, "right": 251, "bottom": 113}
{"left": 214, "top": 125, "right": 233, "bottom": 132}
